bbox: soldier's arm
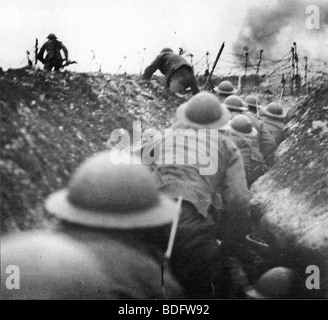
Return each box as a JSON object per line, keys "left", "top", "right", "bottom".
{"left": 60, "top": 42, "right": 69, "bottom": 60}
{"left": 142, "top": 56, "right": 161, "bottom": 80}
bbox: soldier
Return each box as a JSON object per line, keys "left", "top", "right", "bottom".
{"left": 37, "top": 33, "right": 68, "bottom": 71}
{"left": 142, "top": 48, "right": 200, "bottom": 95}
{"left": 1, "top": 151, "right": 183, "bottom": 300}
{"left": 260, "top": 102, "right": 286, "bottom": 146}
{"left": 245, "top": 95, "right": 261, "bottom": 117}
{"left": 223, "top": 115, "right": 258, "bottom": 188}
{"left": 223, "top": 95, "right": 278, "bottom": 171}
{"left": 214, "top": 80, "right": 238, "bottom": 103}
{"left": 142, "top": 92, "right": 250, "bottom": 298}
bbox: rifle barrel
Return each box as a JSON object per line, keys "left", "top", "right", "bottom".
{"left": 204, "top": 42, "right": 225, "bottom": 90}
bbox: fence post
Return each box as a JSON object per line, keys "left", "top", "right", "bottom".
{"left": 294, "top": 42, "right": 300, "bottom": 95}
{"left": 241, "top": 47, "right": 248, "bottom": 94}
{"left": 304, "top": 56, "right": 308, "bottom": 95}
{"left": 255, "top": 49, "right": 263, "bottom": 92}
{"left": 34, "top": 38, "right": 38, "bottom": 65}
{"left": 291, "top": 47, "right": 295, "bottom": 95}
{"left": 280, "top": 73, "right": 286, "bottom": 103}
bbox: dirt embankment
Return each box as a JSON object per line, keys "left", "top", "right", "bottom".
{"left": 251, "top": 83, "right": 328, "bottom": 298}
{"left": 0, "top": 67, "right": 181, "bottom": 233}
{"left": 1, "top": 66, "right": 327, "bottom": 298}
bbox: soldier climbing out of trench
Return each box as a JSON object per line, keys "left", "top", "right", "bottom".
{"left": 142, "top": 48, "right": 200, "bottom": 96}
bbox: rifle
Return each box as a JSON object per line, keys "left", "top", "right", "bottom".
{"left": 162, "top": 196, "right": 182, "bottom": 298}
{"left": 204, "top": 42, "right": 225, "bottom": 91}
{"left": 60, "top": 60, "right": 77, "bottom": 70}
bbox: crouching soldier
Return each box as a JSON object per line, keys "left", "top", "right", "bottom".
{"left": 141, "top": 92, "right": 250, "bottom": 298}
{"left": 224, "top": 95, "right": 277, "bottom": 173}
{"left": 214, "top": 80, "right": 238, "bottom": 103}
{"left": 223, "top": 115, "right": 258, "bottom": 188}
{"left": 260, "top": 102, "right": 286, "bottom": 146}
{"left": 142, "top": 48, "right": 200, "bottom": 95}
{"left": 1, "top": 151, "right": 184, "bottom": 300}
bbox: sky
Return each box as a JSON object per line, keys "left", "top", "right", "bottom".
{"left": 0, "top": 0, "right": 326, "bottom": 75}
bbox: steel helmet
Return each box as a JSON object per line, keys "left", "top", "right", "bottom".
{"left": 262, "top": 102, "right": 286, "bottom": 119}
{"left": 45, "top": 150, "right": 179, "bottom": 229}
{"left": 224, "top": 114, "right": 258, "bottom": 137}
{"left": 214, "top": 80, "right": 237, "bottom": 95}
{"left": 47, "top": 33, "right": 57, "bottom": 40}
{"left": 176, "top": 92, "right": 231, "bottom": 129}
{"left": 245, "top": 95, "right": 260, "bottom": 109}
{"left": 160, "top": 48, "right": 174, "bottom": 54}
{"left": 1, "top": 232, "right": 107, "bottom": 299}
{"left": 245, "top": 267, "right": 300, "bottom": 299}
{"left": 222, "top": 95, "right": 248, "bottom": 112}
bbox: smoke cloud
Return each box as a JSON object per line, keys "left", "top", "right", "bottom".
{"left": 233, "top": 0, "right": 328, "bottom": 60}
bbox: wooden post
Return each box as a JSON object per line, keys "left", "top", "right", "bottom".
{"left": 255, "top": 49, "right": 263, "bottom": 91}
{"left": 291, "top": 47, "right": 295, "bottom": 95}
{"left": 241, "top": 47, "right": 248, "bottom": 94}
{"left": 294, "top": 42, "right": 300, "bottom": 95}
{"left": 280, "top": 73, "right": 286, "bottom": 103}
{"left": 34, "top": 38, "right": 38, "bottom": 65}
{"left": 304, "top": 56, "right": 308, "bottom": 95}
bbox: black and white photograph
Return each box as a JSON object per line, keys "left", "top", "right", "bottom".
{"left": 0, "top": 0, "right": 327, "bottom": 306}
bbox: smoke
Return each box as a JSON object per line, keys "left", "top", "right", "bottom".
{"left": 233, "top": 0, "right": 328, "bottom": 60}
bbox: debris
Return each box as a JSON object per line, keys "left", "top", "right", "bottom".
{"left": 140, "top": 91, "right": 154, "bottom": 99}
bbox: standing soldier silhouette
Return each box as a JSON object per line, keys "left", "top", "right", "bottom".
{"left": 37, "top": 33, "right": 68, "bottom": 71}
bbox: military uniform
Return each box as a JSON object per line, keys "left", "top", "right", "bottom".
{"left": 38, "top": 34, "right": 68, "bottom": 71}
{"left": 142, "top": 48, "right": 199, "bottom": 94}
{"left": 260, "top": 116, "right": 285, "bottom": 146}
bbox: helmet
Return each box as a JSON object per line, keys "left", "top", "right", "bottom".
{"left": 262, "top": 102, "right": 286, "bottom": 119}
{"left": 225, "top": 114, "right": 257, "bottom": 137}
{"left": 214, "top": 80, "right": 237, "bottom": 95}
{"left": 245, "top": 267, "right": 300, "bottom": 299}
{"left": 160, "top": 48, "right": 174, "bottom": 54}
{"left": 245, "top": 95, "right": 260, "bottom": 109}
{"left": 176, "top": 92, "right": 231, "bottom": 129}
{"left": 45, "top": 151, "right": 179, "bottom": 229}
{"left": 1, "top": 232, "right": 107, "bottom": 299}
{"left": 222, "top": 95, "right": 248, "bottom": 112}
{"left": 47, "top": 33, "right": 57, "bottom": 40}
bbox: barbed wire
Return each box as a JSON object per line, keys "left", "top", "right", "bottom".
{"left": 16, "top": 42, "right": 326, "bottom": 95}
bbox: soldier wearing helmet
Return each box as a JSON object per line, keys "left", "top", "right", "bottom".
{"left": 214, "top": 80, "right": 238, "bottom": 103}
{"left": 260, "top": 102, "right": 286, "bottom": 146}
{"left": 141, "top": 92, "right": 250, "bottom": 298}
{"left": 1, "top": 151, "right": 184, "bottom": 299}
{"left": 223, "top": 95, "right": 278, "bottom": 175}
{"left": 142, "top": 48, "right": 200, "bottom": 95}
{"left": 37, "top": 33, "right": 69, "bottom": 71}
{"left": 222, "top": 114, "right": 258, "bottom": 187}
